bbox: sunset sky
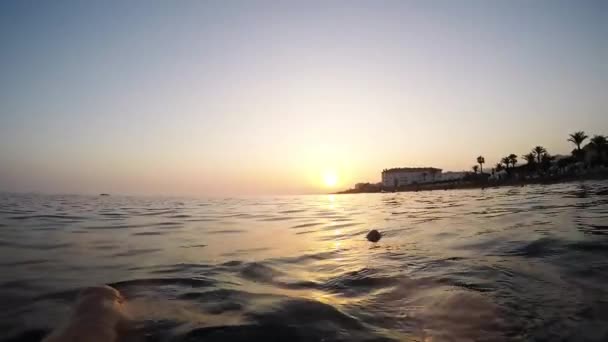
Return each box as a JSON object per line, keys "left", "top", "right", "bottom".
{"left": 1, "top": 1, "right": 606, "bottom": 196}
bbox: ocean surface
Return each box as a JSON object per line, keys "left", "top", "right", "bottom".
{"left": 1, "top": 181, "right": 608, "bottom": 341}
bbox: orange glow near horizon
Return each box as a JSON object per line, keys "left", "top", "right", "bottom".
{"left": 1, "top": 2, "right": 604, "bottom": 197}
{"left": 323, "top": 170, "right": 339, "bottom": 188}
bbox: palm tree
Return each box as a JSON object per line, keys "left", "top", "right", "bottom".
{"left": 589, "top": 135, "right": 607, "bottom": 150}
{"left": 589, "top": 135, "right": 607, "bottom": 164}
{"left": 532, "top": 146, "right": 547, "bottom": 164}
{"left": 501, "top": 156, "right": 511, "bottom": 169}
{"left": 472, "top": 165, "right": 479, "bottom": 174}
{"left": 495, "top": 163, "right": 504, "bottom": 172}
{"left": 540, "top": 153, "right": 555, "bottom": 172}
{"left": 477, "top": 156, "right": 485, "bottom": 173}
{"left": 508, "top": 154, "right": 518, "bottom": 168}
{"left": 523, "top": 152, "right": 536, "bottom": 165}
{"left": 568, "top": 131, "right": 588, "bottom": 152}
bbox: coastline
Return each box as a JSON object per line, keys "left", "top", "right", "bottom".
{"left": 336, "top": 169, "right": 608, "bottom": 194}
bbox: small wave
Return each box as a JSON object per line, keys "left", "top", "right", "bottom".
{"left": 579, "top": 224, "right": 608, "bottom": 236}
{"left": 111, "top": 248, "right": 161, "bottom": 257}
{"left": 290, "top": 222, "right": 321, "bottom": 229}
{"left": 438, "top": 277, "right": 495, "bottom": 293}
{"left": 322, "top": 222, "right": 362, "bottom": 230}
{"left": 208, "top": 229, "right": 246, "bottom": 234}
{"left": 321, "top": 268, "right": 398, "bottom": 297}
{"left": 181, "top": 244, "right": 207, "bottom": 248}
{"left": 295, "top": 229, "right": 316, "bottom": 235}
{"left": 221, "top": 247, "right": 271, "bottom": 257}
{"left": 30, "top": 226, "right": 59, "bottom": 231}
{"left": 595, "top": 188, "right": 608, "bottom": 196}
{"left": 167, "top": 214, "right": 192, "bottom": 218}
{"left": 147, "top": 263, "right": 214, "bottom": 275}
{"left": 100, "top": 212, "right": 127, "bottom": 217}
{"left": 278, "top": 209, "right": 307, "bottom": 214}
{"left": 84, "top": 221, "right": 181, "bottom": 230}
{"left": 177, "top": 288, "right": 278, "bottom": 302}
{"left": 221, "top": 260, "right": 243, "bottom": 267}
{"left": 258, "top": 216, "right": 296, "bottom": 222}
{"left": 111, "top": 277, "right": 215, "bottom": 290}
{"left": 0, "top": 259, "right": 50, "bottom": 267}
{"left": 140, "top": 210, "right": 178, "bottom": 216}
{"left": 7, "top": 214, "right": 86, "bottom": 221}
{"left": 274, "top": 250, "right": 338, "bottom": 264}
{"left": 131, "top": 231, "right": 167, "bottom": 236}
{"left": 0, "top": 240, "right": 71, "bottom": 251}
{"left": 83, "top": 223, "right": 150, "bottom": 230}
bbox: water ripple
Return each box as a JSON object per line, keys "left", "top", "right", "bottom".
{"left": 2, "top": 180, "right": 608, "bottom": 341}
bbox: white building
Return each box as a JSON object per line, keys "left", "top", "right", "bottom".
{"left": 441, "top": 171, "right": 469, "bottom": 181}
{"left": 381, "top": 167, "right": 442, "bottom": 187}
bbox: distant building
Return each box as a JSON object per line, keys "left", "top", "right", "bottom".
{"left": 381, "top": 167, "right": 442, "bottom": 187}
{"left": 354, "top": 182, "right": 381, "bottom": 192}
{"left": 355, "top": 183, "right": 370, "bottom": 190}
{"left": 441, "top": 171, "right": 469, "bottom": 181}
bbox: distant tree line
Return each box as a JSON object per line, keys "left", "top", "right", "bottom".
{"left": 471, "top": 131, "right": 607, "bottom": 178}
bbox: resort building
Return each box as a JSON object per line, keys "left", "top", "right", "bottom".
{"left": 441, "top": 171, "right": 469, "bottom": 181}
{"left": 381, "top": 167, "right": 442, "bottom": 187}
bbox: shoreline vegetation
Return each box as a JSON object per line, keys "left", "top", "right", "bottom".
{"left": 338, "top": 131, "right": 608, "bottom": 194}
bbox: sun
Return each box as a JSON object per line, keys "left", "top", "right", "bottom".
{"left": 323, "top": 171, "right": 339, "bottom": 187}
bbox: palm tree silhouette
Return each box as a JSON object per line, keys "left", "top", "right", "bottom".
{"left": 532, "top": 146, "right": 547, "bottom": 164}
{"left": 590, "top": 135, "right": 607, "bottom": 150}
{"left": 495, "top": 163, "right": 504, "bottom": 172}
{"left": 508, "top": 154, "right": 518, "bottom": 168}
{"left": 472, "top": 165, "right": 479, "bottom": 174}
{"left": 523, "top": 153, "right": 535, "bottom": 165}
{"left": 568, "top": 131, "right": 588, "bottom": 152}
{"left": 589, "top": 135, "right": 607, "bottom": 164}
{"left": 501, "top": 156, "right": 511, "bottom": 170}
{"left": 477, "top": 156, "right": 485, "bottom": 173}
{"left": 540, "top": 153, "right": 555, "bottom": 171}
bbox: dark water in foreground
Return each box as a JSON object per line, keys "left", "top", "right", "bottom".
{"left": 1, "top": 181, "right": 608, "bottom": 341}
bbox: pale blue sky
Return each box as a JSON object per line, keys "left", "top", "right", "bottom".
{"left": 1, "top": 0, "right": 606, "bottom": 195}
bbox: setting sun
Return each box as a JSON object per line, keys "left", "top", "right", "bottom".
{"left": 323, "top": 171, "right": 339, "bottom": 187}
